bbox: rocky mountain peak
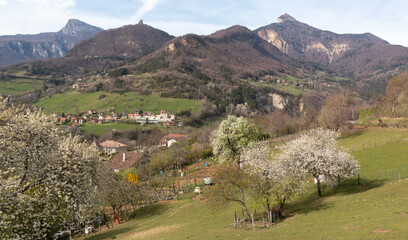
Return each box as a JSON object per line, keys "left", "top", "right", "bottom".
{"left": 277, "top": 13, "right": 297, "bottom": 23}
{"left": 60, "top": 19, "right": 103, "bottom": 36}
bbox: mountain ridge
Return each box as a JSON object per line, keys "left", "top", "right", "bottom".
{"left": 0, "top": 19, "right": 102, "bottom": 67}
{"left": 254, "top": 14, "right": 407, "bottom": 79}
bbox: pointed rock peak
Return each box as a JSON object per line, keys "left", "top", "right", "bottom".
{"left": 138, "top": 19, "right": 144, "bottom": 25}
{"left": 60, "top": 19, "right": 102, "bottom": 35}
{"left": 277, "top": 13, "right": 297, "bottom": 23}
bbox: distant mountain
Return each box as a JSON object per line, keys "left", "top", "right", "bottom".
{"left": 66, "top": 21, "right": 174, "bottom": 60}
{"left": 254, "top": 14, "right": 408, "bottom": 84}
{"left": 11, "top": 21, "right": 174, "bottom": 77}
{"left": 0, "top": 19, "right": 102, "bottom": 67}
{"left": 133, "top": 25, "right": 297, "bottom": 81}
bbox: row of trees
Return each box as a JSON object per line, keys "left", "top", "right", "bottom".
{"left": 208, "top": 116, "right": 359, "bottom": 221}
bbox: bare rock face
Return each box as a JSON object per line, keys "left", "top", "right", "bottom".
{"left": 256, "top": 28, "right": 290, "bottom": 54}
{"left": 0, "top": 19, "right": 102, "bottom": 67}
{"left": 270, "top": 93, "right": 288, "bottom": 110}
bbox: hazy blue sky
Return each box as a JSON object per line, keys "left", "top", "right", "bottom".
{"left": 0, "top": 0, "right": 407, "bottom": 46}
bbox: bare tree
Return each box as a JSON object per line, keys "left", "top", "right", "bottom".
{"left": 318, "top": 90, "right": 352, "bottom": 130}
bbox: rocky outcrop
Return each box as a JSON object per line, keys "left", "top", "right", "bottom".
{"left": 270, "top": 93, "right": 288, "bottom": 110}
{"left": 254, "top": 13, "right": 408, "bottom": 83}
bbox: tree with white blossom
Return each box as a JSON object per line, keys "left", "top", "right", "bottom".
{"left": 278, "top": 128, "right": 359, "bottom": 196}
{"left": 240, "top": 143, "right": 304, "bottom": 214}
{"left": 0, "top": 103, "right": 107, "bottom": 239}
{"left": 212, "top": 115, "right": 260, "bottom": 166}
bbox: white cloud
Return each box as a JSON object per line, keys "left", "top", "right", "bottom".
{"left": 0, "top": 0, "right": 75, "bottom": 34}
{"left": 132, "top": 0, "right": 163, "bottom": 21}
{"left": 0, "top": 0, "right": 7, "bottom": 6}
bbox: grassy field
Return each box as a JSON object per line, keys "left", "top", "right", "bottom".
{"left": 241, "top": 78, "right": 305, "bottom": 96}
{"left": 0, "top": 77, "right": 43, "bottom": 95}
{"left": 34, "top": 91, "right": 202, "bottom": 115}
{"left": 82, "top": 180, "right": 408, "bottom": 240}
{"left": 79, "top": 127, "right": 408, "bottom": 239}
{"left": 81, "top": 122, "right": 141, "bottom": 135}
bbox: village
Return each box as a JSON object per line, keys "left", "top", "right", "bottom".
{"left": 57, "top": 109, "right": 177, "bottom": 126}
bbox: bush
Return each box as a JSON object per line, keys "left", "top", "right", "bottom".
{"left": 108, "top": 68, "right": 128, "bottom": 77}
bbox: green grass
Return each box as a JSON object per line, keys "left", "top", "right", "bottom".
{"left": 82, "top": 180, "right": 408, "bottom": 240}
{"left": 283, "top": 74, "right": 302, "bottom": 83}
{"left": 81, "top": 122, "right": 141, "bottom": 135}
{"left": 79, "top": 127, "right": 408, "bottom": 239}
{"left": 34, "top": 91, "right": 202, "bottom": 115}
{"left": 339, "top": 127, "right": 408, "bottom": 151}
{"left": 338, "top": 128, "right": 408, "bottom": 180}
{"left": 0, "top": 77, "right": 43, "bottom": 95}
{"left": 241, "top": 78, "right": 304, "bottom": 96}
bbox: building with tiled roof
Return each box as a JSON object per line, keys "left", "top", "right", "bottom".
{"left": 99, "top": 140, "right": 127, "bottom": 154}
{"left": 159, "top": 134, "right": 189, "bottom": 147}
{"left": 107, "top": 151, "right": 148, "bottom": 173}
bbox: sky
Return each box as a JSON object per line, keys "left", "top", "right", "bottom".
{"left": 0, "top": 0, "right": 407, "bottom": 47}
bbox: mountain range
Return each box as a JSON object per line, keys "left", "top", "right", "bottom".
{"left": 2, "top": 14, "right": 408, "bottom": 103}
{"left": 0, "top": 19, "right": 102, "bottom": 67}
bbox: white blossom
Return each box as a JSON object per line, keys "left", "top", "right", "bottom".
{"left": 0, "top": 104, "right": 106, "bottom": 239}
{"left": 278, "top": 128, "right": 360, "bottom": 196}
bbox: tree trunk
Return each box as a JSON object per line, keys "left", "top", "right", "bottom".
{"left": 240, "top": 189, "right": 251, "bottom": 220}
{"left": 316, "top": 175, "right": 322, "bottom": 197}
{"left": 279, "top": 198, "right": 286, "bottom": 214}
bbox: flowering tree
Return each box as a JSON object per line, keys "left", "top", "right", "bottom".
{"left": 240, "top": 143, "right": 304, "bottom": 214}
{"left": 0, "top": 104, "right": 106, "bottom": 239}
{"left": 278, "top": 128, "right": 359, "bottom": 196}
{"left": 212, "top": 115, "right": 260, "bottom": 166}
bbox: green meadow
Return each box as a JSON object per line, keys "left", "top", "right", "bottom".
{"left": 81, "top": 122, "right": 140, "bottom": 135}
{"left": 34, "top": 91, "right": 202, "bottom": 115}
{"left": 0, "top": 77, "right": 43, "bottom": 95}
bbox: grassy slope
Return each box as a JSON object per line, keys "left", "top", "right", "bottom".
{"left": 82, "top": 128, "right": 408, "bottom": 239}
{"left": 241, "top": 74, "right": 305, "bottom": 96}
{"left": 34, "top": 91, "right": 202, "bottom": 115}
{"left": 0, "top": 77, "right": 43, "bottom": 95}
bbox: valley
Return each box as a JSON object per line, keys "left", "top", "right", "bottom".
{"left": 1, "top": 8, "right": 408, "bottom": 240}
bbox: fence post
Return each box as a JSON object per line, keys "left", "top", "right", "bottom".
{"left": 378, "top": 171, "right": 381, "bottom": 183}
{"left": 233, "top": 211, "right": 237, "bottom": 229}
{"left": 251, "top": 213, "right": 255, "bottom": 231}
{"left": 399, "top": 168, "right": 401, "bottom": 180}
